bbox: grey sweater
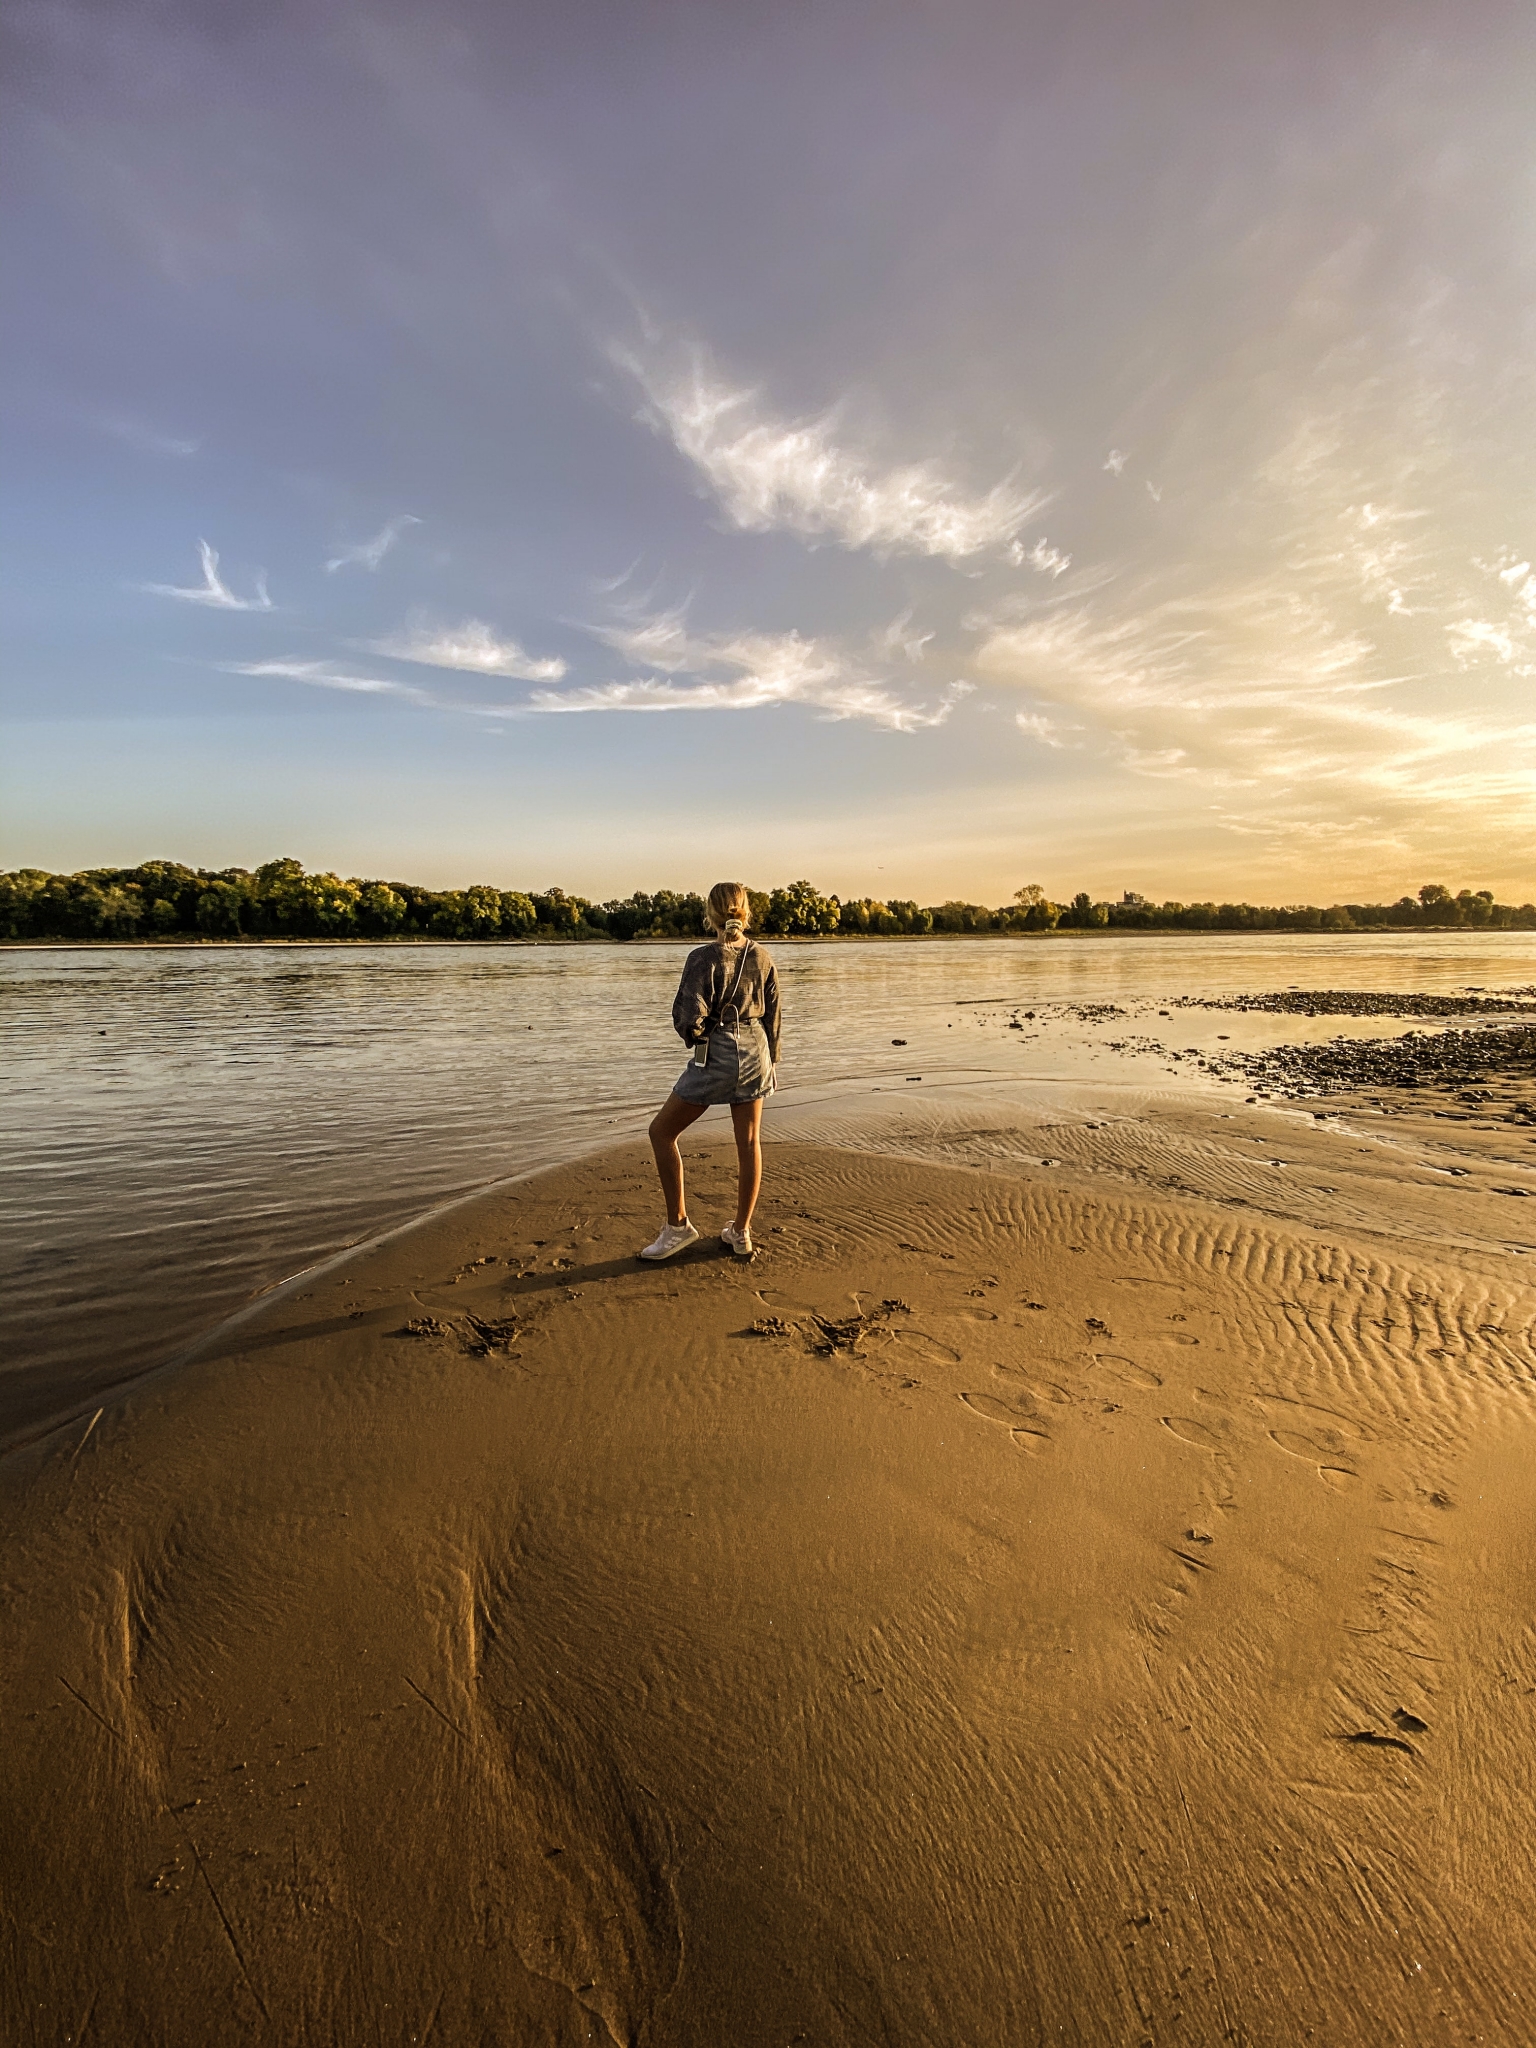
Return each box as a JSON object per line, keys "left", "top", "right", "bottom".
{"left": 672, "top": 940, "right": 782, "bottom": 1061}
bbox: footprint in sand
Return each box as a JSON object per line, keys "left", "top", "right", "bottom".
{"left": 1094, "top": 1353, "right": 1164, "bottom": 1391}
{"left": 961, "top": 1393, "right": 1053, "bottom": 1453}
{"left": 1269, "top": 1431, "right": 1361, "bottom": 1486}
{"left": 1317, "top": 1466, "right": 1360, "bottom": 1492}
{"left": 896, "top": 1329, "right": 963, "bottom": 1364}
{"left": 1271, "top": 1423, "right": 1367, "bottom": 1461}
{"left": 993, "top": 1369, "right": 1074, "bottom": 1405}
{"left": 1264, "top": 1399, "right": 1374, "bottom": 1444}
{"left": 1159, "top": 1333, "right": 1201, "bottom": 1347}
{"left": 1270, "top": 1428, "right": 1330, "bottom": 1459}
{"left": 962, "top": 1391, "right": 1026, "bottom": 1425}
{"left": 1161, "top": 1416, "right": 1226, "bottom": 1453}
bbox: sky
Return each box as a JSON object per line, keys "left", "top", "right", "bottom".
{"left": 3, "top": 0, "right": 1535, "bottom": 904}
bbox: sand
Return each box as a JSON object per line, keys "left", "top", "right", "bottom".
{"left": 5, "top": 1132, "right": 1536, "bottom": 2046}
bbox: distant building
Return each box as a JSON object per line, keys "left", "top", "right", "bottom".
{"left": 1122, "top": 891, "right": 1148, "bottom": 907}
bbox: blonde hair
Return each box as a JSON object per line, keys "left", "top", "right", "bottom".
{"left": 705, "top": 881, "right": 751, "bottom": 942}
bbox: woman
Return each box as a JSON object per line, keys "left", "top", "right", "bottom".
{"left": 640, "top": 881, "right": 781, "bottom": 1261}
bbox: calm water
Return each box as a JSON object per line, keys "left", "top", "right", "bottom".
{"left": 3, "top": 933, "right": 1531, "bottom": 1441}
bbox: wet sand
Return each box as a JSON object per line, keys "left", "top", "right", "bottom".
{"left": 5, "top": 1126, "right": 1536, "bottom": 2046}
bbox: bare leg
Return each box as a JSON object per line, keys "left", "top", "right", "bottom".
{"left": 730, "top": 1099, "right": 764, "bottom": 1233}
{"left": 649, "top": 1094, "right": 708, "bottom": 1225}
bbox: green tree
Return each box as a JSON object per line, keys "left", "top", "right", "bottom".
{"left": 1010, "top": 884, "right": 1059, "bottom": 931}
{"left": 882, "top": 899, "right": 931, "bottom": 934}
{"left": 0, "top": 870, "right": 43, "bottom": 938}
{"left": 255, "top": 856, "right": 306, "bottom": 900}
{"left": 931, "top": 900, "right": 997, "bottom": 932}
{"left": 601, "top": 893, "right": 654, "bottom": 941}
{"left": 838, "top": 897, "right": 906, "bottom": 934}
{"left": 459, "top": 886, "right": 505, "bottom": 937}
{"left": 1455, "top": 888, "right": 1494, "bottom": 927}
{"left": 9, "top": 861, "right": 1532, "bottom": 944}
{"left": 531, "top": 888, "right": 588, "bottom": 935}
{"left": 428, "top": 892, "right": 471, "bottom": 938}
{"left": 256, "top": 865, "right": 360, "bottom": 936}
{"left": 1063, "top": 892, "right": 1108, "bottom": 929}
{"left": 194, "top": 881, "right": 244, "bottom": 936}
{"left": 359, "top": 884, "right": 407, "bottom": 935}
{"left": 767, "top": 880, "right": 840, "bottom": 935}
{"left": 1418, "top": 883, "right": 1457, "bottom": 925}
{"left": 499, "top": 890, "right": 537, "bottom": 936}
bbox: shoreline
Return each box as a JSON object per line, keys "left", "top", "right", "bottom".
{"left": 5, "top": 928, "right": 1528, "bottom": 950}
{"left": 8, "top": 1017, "right": 1534, "bottom": 1457}
{"left": 6, "top": 1133, "right": 1535, "bottom": 2043}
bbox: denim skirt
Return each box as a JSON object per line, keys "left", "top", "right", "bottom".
{"left": 672, "top": 1020, "right": 774, "bottom": 1105}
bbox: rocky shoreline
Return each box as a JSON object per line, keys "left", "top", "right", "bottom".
{"left": 1200, "top": 1020, "right": 1536, "bottom": 1124}
{"left": 1178, "top": 987, "right": 1536, "bottom": 1019}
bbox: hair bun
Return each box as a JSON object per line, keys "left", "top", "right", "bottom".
{"left": 707, "top": 881, "right": 751, "bottom": 939}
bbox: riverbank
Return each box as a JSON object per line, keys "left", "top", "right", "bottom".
{"left": 5, "top": 1134, "right": 1535, "bottom": 2045}
{"left": 8, "top": 937, "right": 1536, "bottom": 1456}
{"left": 4, "top": 927, "right": 1530, "bottom": 948}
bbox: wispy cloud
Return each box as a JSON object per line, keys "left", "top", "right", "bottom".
{"left": 142, "top": 540, "right": 271, "bottom": 610}
{"left": 1015, "top": 710, "right": 1068, "bottom": 747}
{"left": 544, "top": 622, "right": 970, "bottom": 731}
{"left": 1447, "top": 551, "right": 1536, "bottom": 673}
{"left": 226, "top": 659, "right": 435, "bottom": 702}
{"left": 1009, "top": 537, "right": 1072, "bottom": 577}
{"left": 961, "top": 313, "right": 1536, "bottom": 869}
{"left": 976, "top": 581, "right": 1536, "bottom": 827}
{"left": 1447, "top": 617, "right": 1518, "bottom": 667}
{"left": 227, "top": 631, "right": 967, "bottom": 732}
{"left": 615, "top": 344, "right": 1046, "bottom": 560}
{"left": 574, "top": 592, "right": 970, "bottom": 729}
{"left": 100, "top": 414, "right": 199, "bottom": 458}
{"left": 226, "top": 583, "right": 969, "bottom": 732}
{"left": 881, "top": 609, "right": 935, "bottom": 662}
{"left": 369, "top": 615, "right": 568, "bottom": 680}
{"left": 585, "top": 603, "right": 694, "bottom": 673}
{"left": 325, "top": 515, "right": 421, "bottom": 574}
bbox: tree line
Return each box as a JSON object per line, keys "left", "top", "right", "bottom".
{"left": 1, "top": 861, "right": 1531, "bottom": 943}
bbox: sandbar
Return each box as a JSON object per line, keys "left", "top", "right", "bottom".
{"left": 4, "top": 1134, "right": 1536, "bottom": 2044}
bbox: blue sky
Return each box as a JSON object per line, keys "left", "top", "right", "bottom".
{"left": 4, "top": 0, "right": 1534, "bottom": 901}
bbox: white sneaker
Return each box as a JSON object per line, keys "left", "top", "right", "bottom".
{"left": 721, "top": 1222, "right": 754, "bottom": 1258}
{"left": 639, "top": 1220, "right": 700, "bottom": 1261}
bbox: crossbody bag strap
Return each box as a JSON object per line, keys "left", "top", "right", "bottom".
{"left": 706, "top": 937, "right": 751, "bottom": 1033}
{"left": 694, "top": 938, "right": 754, "bottom": 1061}
{"left": 720, "top": 938, "right": 753, "bottom": 1025}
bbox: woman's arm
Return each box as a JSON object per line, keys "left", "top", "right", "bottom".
{"left": 761, "top": 955, "right": 781, "bottom": 1063}
{"left": 672, "top": 949, "right": 715, "bottom": 1045}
